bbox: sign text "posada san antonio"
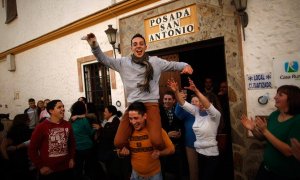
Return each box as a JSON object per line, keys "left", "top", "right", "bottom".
{"left": 148, "top": 7, "right": 195, "bottom": 42}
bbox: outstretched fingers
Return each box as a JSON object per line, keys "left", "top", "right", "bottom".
{"left": 167, "top": 78, "right": 178, "bottom": 92}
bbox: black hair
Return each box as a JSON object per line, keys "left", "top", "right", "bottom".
{"left": 12, "top": 114, "right": 29, "bottom": 127}
{"left": 70, "top": 101, "right": 86, "bottom": 116}
{"left": 78, "top": 97, "right": 87, "bottom": 104}
{"left": 106, "top": 105, "right": 122, "bottom": 118}
{"left": 28, "top": 98, "right": 35, "bottom": 102}
{"left": 131, "top": 33, "right": 146, "bottom": 46}
{"left": 277, "top": 85, "right": 300, "bottom": 115}
{"left": 127, "top": 101, "right": 146, "bottom": 116}
{"left": 46, "top": 99, "right": 62, "bottom": 114}
{"left": 163, "top": 90, "right": 176, "bottom": 99}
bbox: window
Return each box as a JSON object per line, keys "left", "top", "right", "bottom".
{"left": 83, "top": 63, "right": 111, "bottom": 120}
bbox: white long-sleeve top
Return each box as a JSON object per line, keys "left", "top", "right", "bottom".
{"left": 181, "top": 101, "right": 221, "bottom": 156}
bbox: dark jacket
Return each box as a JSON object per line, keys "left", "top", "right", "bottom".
{"left": 160, "top": 104, "right": 185, "bottom": 147}
{"left": 96, "top": 116, "right": 120, "bottom": 161}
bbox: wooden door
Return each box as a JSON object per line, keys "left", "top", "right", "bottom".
{"left": 158, "top": 53, "right": 181, "bottom": 103}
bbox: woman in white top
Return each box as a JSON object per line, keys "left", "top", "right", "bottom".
{"left": 167, "top": 77, "right": 221, "bottom": 180}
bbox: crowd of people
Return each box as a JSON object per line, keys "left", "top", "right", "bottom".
{"left": 0, "top": 32, "right": 299, "bottom": 180}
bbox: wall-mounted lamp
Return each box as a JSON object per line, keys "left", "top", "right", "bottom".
{"left": 105, "top": 24, "right": 121, "bottom": 58}
{"left": 233, "top": 0, "right": 248, "bottom": 41}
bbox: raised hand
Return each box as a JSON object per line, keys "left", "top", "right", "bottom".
{"left": 184, "top": 77, "right": 198, "bottom": 92}
{"left": 167, "top": 78, "right": 179, "bottom": 92}
{"left": 81, "top": 33, "right": 99, "bottom": 48}
{"left": 240, "top": 114, "right": 255, "bottom": 131}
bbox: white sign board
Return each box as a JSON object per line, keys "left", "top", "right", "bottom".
{"left": 273, "top": 59, "right": 300, "bottom": 87}
{"left": 246, "top": 72, "right": 272, "bottom": 90}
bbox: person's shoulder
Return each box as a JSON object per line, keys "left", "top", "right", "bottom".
{"left": 112, "top": 116, "right": 120, "bottom": 122}
{"left": 161, "top": 128, "right": 168, "bottom": 135}
{"left": 40, "top": 119, "right": 50, "bottom": 125}
{"left": 269, "top": 110, "right": 280, "bottom": 117}
{"left": 119, "top": 56, "right": 131, "bottom": 62}
{"left": 33, "top": 120, "right": 48, "bottom": 132}
{"left": 149, "top": 56, "right": 163, "bottom": 62}
{"left": 24, "top": 108, "right": 30, "bottom": 113}
{"left": 61, "top": 119, "right": 72, "bottom": 125}
{"left": 292, "top": 114, "right": 300, "bottom": 122}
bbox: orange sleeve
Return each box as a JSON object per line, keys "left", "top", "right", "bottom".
{"left": 161, "top": 129, "right": 175, "bottom": 155}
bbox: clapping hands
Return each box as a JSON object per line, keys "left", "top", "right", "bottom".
{"left": 240, "top": 114, "right": 268, "bottom": 133}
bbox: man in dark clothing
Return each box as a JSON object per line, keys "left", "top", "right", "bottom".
{"left": 160, "top": 91, "right": 188, "bottom": 180}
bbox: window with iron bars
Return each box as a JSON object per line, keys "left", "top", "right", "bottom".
{"left": 83, "top": 62, "right": 111, "bottom": 121}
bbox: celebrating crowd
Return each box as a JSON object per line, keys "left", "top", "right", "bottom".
{"left": 0, "top": 32, "right": 299, "bottom": 180}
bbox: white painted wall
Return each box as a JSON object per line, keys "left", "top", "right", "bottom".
{"left": 0, "top": 0, "right": 113, "bottom": 52}
{"left": 243, "top": 0, "right": 300, "bottom": 117}
{"left": 0, "top": 0, "right": 170, "bottom": 119}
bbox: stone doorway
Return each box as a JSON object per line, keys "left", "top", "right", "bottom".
{"left": 149, "top": 37, "right": 234, "bottom": 180}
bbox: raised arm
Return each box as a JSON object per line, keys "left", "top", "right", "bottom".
{"left": 185, "top": 77, "right": 210, "bottom": 109}
{"left": 167, "top": 79, "right": 185, "bottom": 106}
{"left": 82, "top": 33, "right": 121, "bottom": 71}
{"left": 81, "top": 33, "right": 99, "bottom": 48}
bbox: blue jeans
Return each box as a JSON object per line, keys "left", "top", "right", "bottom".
{"left": 130, "top": 169, "right": 162, "bottom": 180}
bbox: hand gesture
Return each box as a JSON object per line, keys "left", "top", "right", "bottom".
{"left": 167, "top": 78, "right": 179, "bottom": 92}
{"left": 118, "top": 147, "right": 130, "bottom": 157}
{"left": 70, "top": 115, "right": 78, "bottom": 122}
{"left": 168, "top": 130, "right": 181, "bottom": 138}
{"left": 151, "top": 150, "right": 160, "bottom": 159}
{"left": 69, "top": 158, "right": 75, "bottom": 168}
{"left": 240, "top": 114, "right": 255, "bottom": 131}
{"left": 184, "top": 77, "right": 198, "bottom": 92}
{"left": 181, "top": 65, "right": 193, "bottom": 74}
{"left": 291, "top": 138, "right": 300, "bottom": 161}
{"left": 81, "top": 33, "right": 99, "bottom": 48}
{"left": 255, "top": 116, "right": 268, "bottom": 133}
{"left": 40, "top": 166, "right": 53, "bottom": 175}
{"left": 92, "top": 123, "right": 101, "bottom": 130}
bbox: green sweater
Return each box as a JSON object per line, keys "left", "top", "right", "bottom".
{"left": 264, "top": 110, "right": 300, "bottom": 178}
{"left": 72, "top": 118, "right": 95, "bottom": 151}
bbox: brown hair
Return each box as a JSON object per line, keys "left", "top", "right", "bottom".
{"left": 277, "top": 85, "right": 300, "bottom": 115}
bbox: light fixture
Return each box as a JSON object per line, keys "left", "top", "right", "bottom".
{"left": 105, "top": 24, "right": 121, "bottom": 58}
{"left": 233, "top": 0, "right": 248, "bottom": 41}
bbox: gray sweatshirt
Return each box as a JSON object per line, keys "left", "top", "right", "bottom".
{"left": 92, "top": 46, "right": 188, "bottom": 103}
